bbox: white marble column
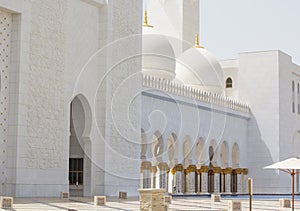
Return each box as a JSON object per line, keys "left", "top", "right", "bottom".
{"left": 158, "top": 162, "right": 169, "bottom": 191}
{"left": 241, "top": 174, "right": 246, "bottom": 193}
{"left": 175, "top": 171, "right": 182, "bottom": 193}
{"left": 144, "top": 169, "right": 151, "bottom": 188}
{"left": 172, "top": 164, "right": 184, "bottom": 193}
{"left": 189, "top": 172, "right": 196, "bottom": 193}
{"left": 237, "top": 174, "right": 242, "bottom": 193}
{"left": 185, "top": 172, "right": 189, "bottom": 193}
{"left": 197, "top": 172, "right": 201, "bottom": 193}
{"left": 151, "top": 166, "right": 157, "bottom": 188}
{"left": 140, "top": 161, "right": 152, "bottom": 188}
{"left": 159, "top": 172, "right": 166, "bottom": 189}
{"left": 185, "top": 166, "right": 196, "bottom": 193}
{"left": 201, "top": 172, "right": 208, "bottom": 193}
{"left": 214, "top": 173, "right": 220, "bottom": 193}
{"left": 225, "top": 174, "right": 231, "bottom": 193}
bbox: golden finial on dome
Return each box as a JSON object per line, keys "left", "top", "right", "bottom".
{"left": 194, "top": 33, "right": 204, "bottom": 48}
{"left": 143, "top": 10, "right": 154, "bottom": 28}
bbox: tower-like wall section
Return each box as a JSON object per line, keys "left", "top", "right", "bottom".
{"left": 0, "top": 10, "right": 12, "bottom": 196}
{"left": 103, "top": 0, "right": 142, "bottom": 196}
{"left": 15, "top": 0, "right": 69, "bottom": 197}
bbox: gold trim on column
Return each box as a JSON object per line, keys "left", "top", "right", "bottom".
{"left": 223, "top": 167, "right": 232, "bottom": 174}
{"left": 185, "top": 165, "right": 197, "bottom": 174}
{"left": 199, "top": 166, "right": 209, "bottom": 173}
{"left": 242, "top": 168, "right": 248, "bottom": 175}
{"left": 158, "top": 162, "right": 170, "bottom": 171}
{"left": 171, "top": 164, "right": 183, "bottom": 174}
{"left": 151, "top": 166, "right": 157, "bottom": 174}
{"left": 213, "top": 167, "right": 222, "bottom": 174}
{"left": 140, "top": 161, "right": 152, "bottom": 172}
{"left": 235, "top": 168, "right": 243, "bottom": 174}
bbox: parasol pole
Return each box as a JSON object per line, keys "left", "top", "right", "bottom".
{"left": 292, "top": 169, "right": 295, "bottom": 211}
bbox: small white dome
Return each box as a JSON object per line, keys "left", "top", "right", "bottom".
{"left": 175, "top": 47, "right": 224, "bottom": 94}
{"left": 142, "top": 28, "right": 176, "bottom": 80}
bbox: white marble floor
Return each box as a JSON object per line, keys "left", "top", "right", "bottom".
{"left": 2, "top": 196, "right": 300, "bottom": 211}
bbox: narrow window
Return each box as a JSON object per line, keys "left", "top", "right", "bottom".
{"left": 292, "top": 81, "right": 295, "bottom": 113}
{"left": 69, "top": 158, "right": 84, "bottom": 185}
{"left": 226, "top": 77, "right": 233, "bottom": 88}
{"left": 297, "top": 83, "right": 300, "bottom": 114}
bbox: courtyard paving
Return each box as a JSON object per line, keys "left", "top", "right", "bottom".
{"left": 2, "top": 196, "right": 300, "bottom": 211}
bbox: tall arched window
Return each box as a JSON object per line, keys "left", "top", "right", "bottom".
{"left": 292, "top": 81, "right": 295, "bottom": 113}
{"left": 226, "top": 77, "right": 233, "bottom": 88}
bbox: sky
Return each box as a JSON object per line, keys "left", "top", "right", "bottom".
{"left": 200, "top": 0, "right": 300, "bottom": 64}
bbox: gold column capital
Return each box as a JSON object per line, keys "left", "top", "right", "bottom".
{"left": 140, "top": 161, "right": 152, "bottom": 173}
{"left": 185, "top": 165, "right": 197, "bottom": 174}
{"left": 158, "top": 162, "right": 170, "bottom": 171}
{"left": 199, "top": 165, "right": 209, "bottom": 173}
{"left": 171, "top": 164, "right": 183, "bottom": 174}
{"left": 151, "top": 166, "right": 157, "bottom": 173}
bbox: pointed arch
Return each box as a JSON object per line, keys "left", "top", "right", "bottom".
{"left": 209, "top": 139, "right": 218, "bottom": 166}
{"left": 141, "top": 128, "right": 147, "bottom": 160}
{"left": 167, "top": 133, "right": 177, "bottom": 167}
{"left": 196, "top": 138, "right": 204, "bottom": 165}
{"left": 232, "top": 143, "right": 240, "bottom": 168}
{"left": 183, "top": 136, "right": 193, "bottom": 167}
{"left": 151, "top": 131, "right": 164, "bottom": 164}
{"left": 220, "top": 141, "right": 229, "bottom": 168}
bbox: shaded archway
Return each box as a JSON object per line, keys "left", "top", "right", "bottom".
{"left": 141, "top": 128, "right": 147, "bottom": 161}
{"left": 208, "top": 169, "right": 214, "bottom": 194}
{"left": 209, "top": 140, "right": 218, "bottom": 166}
{"left": 151, "top": 131, "right": 164, "bottom": 164}
{"left": 69, "top": 95, "right": 92, "bottom": 196}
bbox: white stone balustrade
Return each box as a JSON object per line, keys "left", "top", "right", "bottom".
{"left": 142, "top": 74, "right": 250, "bottom": 113}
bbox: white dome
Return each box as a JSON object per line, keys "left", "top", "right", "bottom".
{"left": 175, "top": 47, "right": 224, "bottom": 94}
{"left": 142, "top": 28, "right": 176, "bottom": 80}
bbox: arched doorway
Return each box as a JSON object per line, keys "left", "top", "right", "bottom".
{"left": 208, "top": 169, "right": 214, "bottom": 193}
{"left": 69, "top": 95, "right": 92, "bottom": 196}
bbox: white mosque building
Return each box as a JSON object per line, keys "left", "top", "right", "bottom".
{"left": 0, "top": 0, "right": 300, "bottom": 198}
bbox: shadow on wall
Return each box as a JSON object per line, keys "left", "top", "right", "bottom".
{"left": 247, "top": 113, "right": 277, "bottom": 194}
